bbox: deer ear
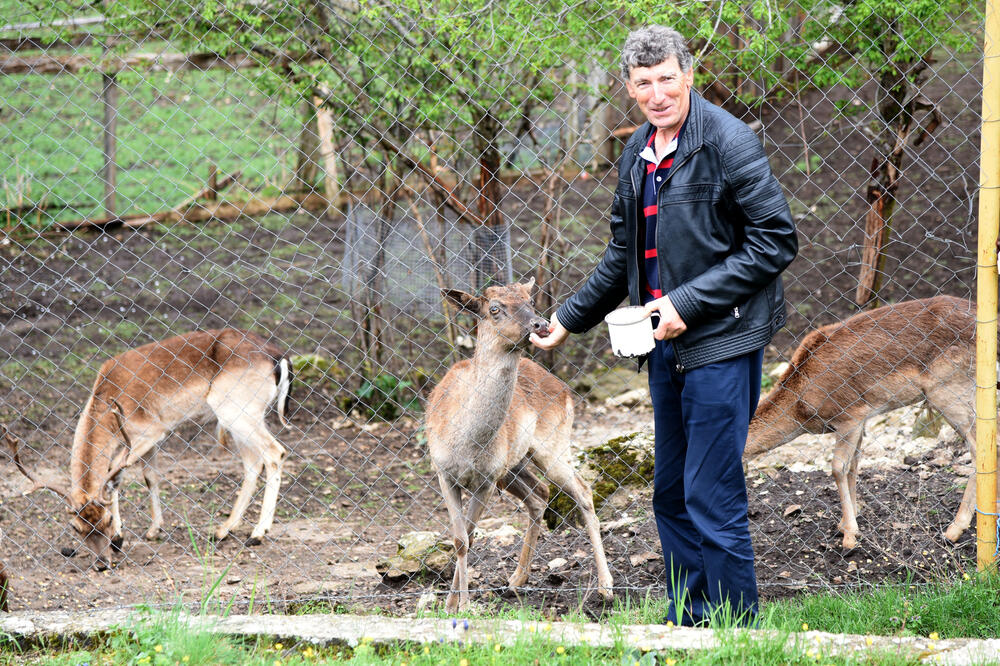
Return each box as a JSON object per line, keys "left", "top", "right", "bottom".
{"left": 441, "top": 289, "right": 485, "bottom": 314}
{"left": 523, "top": 277, "right": 536, "bottom": 292}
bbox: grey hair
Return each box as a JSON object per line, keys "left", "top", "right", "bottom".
{"left": 621, "top": 25, "right": 693, "bottom": 80}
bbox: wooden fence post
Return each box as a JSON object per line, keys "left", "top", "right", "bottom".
{"left": 101, "top": 71, "right": 119, "bottom": 219}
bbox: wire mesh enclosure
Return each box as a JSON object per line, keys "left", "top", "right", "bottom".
{"left": 0, "top": 0, "right": 989, "bottom": 615}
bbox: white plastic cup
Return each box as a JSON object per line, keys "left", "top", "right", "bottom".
{"left": 604, "top": 306, "right": 655, "bottom": 358}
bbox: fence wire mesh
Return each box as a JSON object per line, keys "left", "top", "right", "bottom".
{"left": 0, "top": 0, "right": 988, "bottom": 614}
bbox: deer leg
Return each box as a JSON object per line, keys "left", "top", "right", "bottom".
{"left": 443, "top": 480, "right": 494, "bottom": 611}
{"left": 539, "top": 457, "right": 614, "bottom": 600}
{"left": 831, "top": 423, "right": 864, "bottom": 550}
{"left": 930, "top": 397, "right": 978, "bottom": 542}
{"left": 109, "top": 485, "right": 124, "bottom": 553}
{"left": 140, "top": 450, "right": 163, "bottom": 540}
{"left": 214, "top": 438, "right": 263, "bottom": 542}
{"left": 438, "top": 473, "right": 468, "bottom": 613}
{"left": 498, "top": 463, "right": 549, "bottom": 589}
{"left": 247, "top": 427, "right": 286, "bottom": 544}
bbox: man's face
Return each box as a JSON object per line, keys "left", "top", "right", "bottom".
{"left": 625, "top": 56, "right": 694, "bottom": 135}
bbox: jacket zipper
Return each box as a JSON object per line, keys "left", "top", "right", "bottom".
{"left": 655, "top": 146, "right": 701, "bottom": 374}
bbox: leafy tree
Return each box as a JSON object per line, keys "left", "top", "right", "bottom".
{"left": 106, "top": 0, "right": 626, "bottom": 287}
{"left": 625, "top": 0, "right": 978, "bottom": 307}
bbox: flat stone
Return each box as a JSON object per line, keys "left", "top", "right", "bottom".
{"left": 1, "top": 610, "right": 998, "bottom": 664}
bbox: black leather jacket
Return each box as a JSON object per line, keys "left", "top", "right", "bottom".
{"left": 556, "top": 91, "right": 798, "bottom": 371}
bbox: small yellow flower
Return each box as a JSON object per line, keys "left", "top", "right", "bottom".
{"left": 665, "top": 660, "right": 677, "bottom": 666}
{"left": 544, "top": 622, "right": 552, "bottom": 632}
{"left": 274, "top": 660, "right": 282, "bottom": 666}
{"left": 802, "top": 623, "right": 809, "bottom": 631}
{"left": 865, "top": 637, "right": 873, "bottom": 646}
{"left": 494, "top": 644, "right": 502, "bottom": 652}
{"left": 528, "top": 624, "right": 536, "bottom": 633}
{"left": 556, "top": 646, "right": 565, "bottom": 654}
{"left": 182, "top": 657, "right": 189, "bottom": 663}
{"left": 929, "top": 632, "right": 940, "bottom": 641}
{"left": 302, "top": 646, "right": 315, "bottom": 658}
{"left": 665, "top": 620, "right": 674, "bottom": 628}
{"left": 963, "top": 572, "right": 971, "bottom": 580}
{"left": 154, "top": 645, "right": 163, "bottom": 653}
{"left": 274, "top": 643, "right": 284, "bottom": 650}
{"left": 423, "top": 646, "right": 430, "bottom": 655}
{"left": 460, "top": 659, "right": 469, "bottom": 666}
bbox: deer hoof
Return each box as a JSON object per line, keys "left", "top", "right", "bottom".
{"left": 144, "top": 528, "right": 161, "bottom": 541}
{"left": 841, "top": 533, "right": 858, "bottom": 550}
{"left": 944, "top": 523, "right": 964, "bottom": 542}
{"left": 507, "top": 569, "right": 528, "bottom": 589}
{"left": 111, "top": 534, "right": 124, "bottom": 553}
{"left": 245, "top": 535, "right": 262, "bottom": 547}
{"left": 60, "top": 546, "right": 77, "bottom": 558}
{"left": 92, "top": 558, "right": 110, "bottom": 572}
{"left": 444, "top": 593, "right": 461, "bottom": 613}
{"left": 598, "top": 586, "right": 614, "bottom": 601}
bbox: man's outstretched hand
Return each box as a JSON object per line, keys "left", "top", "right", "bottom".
{"left": 530, "top": 313, "right": 570, "bottom": 350}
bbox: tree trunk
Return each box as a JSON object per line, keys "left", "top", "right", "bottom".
{"left": 313, "top": 96, "right": 342, "bottom": 212}
{"left": 855, "top": 26, "right": 936, "bottom": 308}
{"left": 291, "top": 101, "right": 319, "bottom": 193}
{"left": 472, "top": 110, "right": 509, "bottom": 289}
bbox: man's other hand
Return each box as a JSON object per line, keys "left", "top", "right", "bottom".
{"left": 643, "top": 296, "right": 687, "bottom": 340}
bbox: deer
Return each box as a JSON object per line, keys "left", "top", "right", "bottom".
{"left": 744, "top": 294, "right": 997, "bottom": 550}
{"left": 0, "top": 559, "right": 8, "bottom": 611}
{"left": 2, "top": 328, "right": 292, "bottom": 570}
{"left": 425, "top": 279, "right": 614, "bottom": 612}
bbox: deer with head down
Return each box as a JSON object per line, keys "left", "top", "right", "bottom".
{"left": 745, "top": 295, "right": 996, "bottom": 550}
{"left": 425, "top": 279, "right": 614, "bottom": 612}
{"left": 3, "top": 328, "right": 292, "bottom": 570}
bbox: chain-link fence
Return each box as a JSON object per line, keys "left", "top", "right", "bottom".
{"left": 0, "top": 1, "right": 988, "bottom": 614}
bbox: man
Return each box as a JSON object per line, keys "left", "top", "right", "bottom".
{"left": 531, "top": 25, "right": 798, "bottom": 626}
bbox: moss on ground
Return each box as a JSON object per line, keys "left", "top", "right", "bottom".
{"left": 544, "top": 432, "right": 654, "bottom": 529}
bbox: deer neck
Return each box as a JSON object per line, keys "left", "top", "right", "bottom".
{"left": 69, "top": 396, "right": 120, "bottom": 497}
{"left": 745, "top": 390, "right": 806, "bottom": 458}
{"left": 457, "top": 328, "right": 522, "bottom": 452}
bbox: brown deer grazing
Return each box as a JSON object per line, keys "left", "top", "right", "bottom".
{"left": 4, "top": 328, "right": 292, "bottom": 570}
{"left": 745, "top": 295, "right": 994, "bottom": 550}
{"left": 426, "top": 280, "right": 613, "bottom": 612}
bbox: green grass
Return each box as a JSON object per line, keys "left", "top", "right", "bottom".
{"left": 9, "top": 573, "right": 1000, "bottom": 665}
{"left": 0, "top": 59, "right": 302, "bottom": 228}
{"left": 0, "top": 611, "right": 921, "bottom": 666}
{"left": 762, "top": 570, "right": 1000, "bottom": 639}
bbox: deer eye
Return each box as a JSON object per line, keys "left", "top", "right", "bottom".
{"left": 489, "top": 305, "right": 501, "bottom": 315}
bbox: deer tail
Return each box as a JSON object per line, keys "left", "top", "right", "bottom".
{"left": 274, "top": 356, "right": 293, "bottom": 428}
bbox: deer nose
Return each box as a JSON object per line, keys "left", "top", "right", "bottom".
{"left": 531, "top": 318, "right": 550, "bottom": 338}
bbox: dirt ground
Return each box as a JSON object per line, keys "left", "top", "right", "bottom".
{"left": 0, "top": 52, "right": 985, "bottom": 616}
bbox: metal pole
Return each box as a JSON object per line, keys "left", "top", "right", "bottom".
{"left": 976, "top": 0, "right": 1000, "bottom": 571}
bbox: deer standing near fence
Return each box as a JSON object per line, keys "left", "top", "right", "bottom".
{"left": 3, "top": 328, "right": 292, "bottom": 570}
{"left": 426, "top": 280, "right": 614, "bottom": 611}
{"left": 745, "top": 295, "right": 996, "bottom": 550}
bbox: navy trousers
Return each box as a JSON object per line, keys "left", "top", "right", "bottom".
{"left": 647, "top": 341, "right": 763, "bottom": 626}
